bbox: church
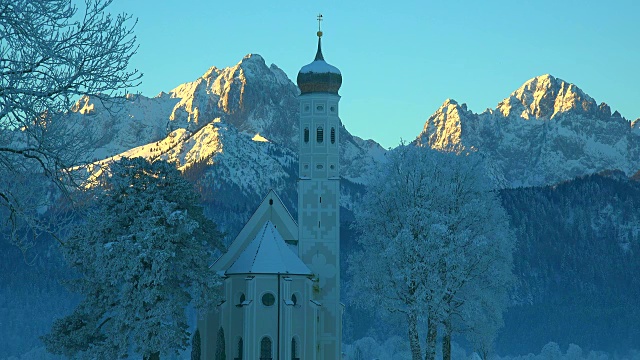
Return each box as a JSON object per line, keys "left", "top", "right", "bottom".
{"left": 198, "top": 23, "right": 344, "bottom": 360}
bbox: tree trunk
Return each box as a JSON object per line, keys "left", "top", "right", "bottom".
{"left": 425, "top": 313, "right": 437, "bottom": 360}
{"left": 442, "top": 317, "right": 452, "bottom": 360}
{"left": 479, "top": 347, "right": 490, "bottom": 360}
{"left": 143, "top": 352, "right": 160, "bottom": 360}
{"left": 407, "top": 312, "right": 422, "bottom": 360}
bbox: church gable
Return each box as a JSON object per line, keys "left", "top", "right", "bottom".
{"left": 226, "top": 221, "right": 311, "bottom": 275}
{"left": 213, "top": 189, "right": 298, "bottom": 272}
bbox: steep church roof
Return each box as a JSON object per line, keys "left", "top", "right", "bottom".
{"left": 212, "top": 190, "right": 298, "bottom": 272}
{"left": 225, "top": 221, "right": 312, "bottom": 276}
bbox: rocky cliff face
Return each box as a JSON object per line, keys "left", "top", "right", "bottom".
{"left": 70, "top": 54, "right": 385, "bottom": 233}
{"left": 416, "top": 74, "right": 639, "bottom": 188}
{"left": 73, "top": 69, "right": 637, "bottom": 194}
{"left": 165, "top": 54, "right": 300, "bottom": 147}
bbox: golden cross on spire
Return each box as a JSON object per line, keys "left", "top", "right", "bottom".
{"left": 317, "top": 13, "right": 323, "bottom": 37}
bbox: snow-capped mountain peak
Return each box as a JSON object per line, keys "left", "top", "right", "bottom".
{"left": 496, "top": 74, "right": 613, "bottom": 121}
{"left": 67, "top": 53, "right": 385, "bottom": 225}
{"left": 417, "top": 98, "right": 468, "bottom": 151}
{"left": 417, "top": 74, "right": 639, "bottom": 188}
{"left": 164, "top": 53, "right": 300, "bottom": 146}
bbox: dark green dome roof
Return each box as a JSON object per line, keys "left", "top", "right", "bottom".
{"left": 297, "top": 38, "right": 342, "bottom": 95}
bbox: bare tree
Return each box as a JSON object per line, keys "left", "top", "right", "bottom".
{"left": 0, "top": 0, "right": 141, "bottom": 250}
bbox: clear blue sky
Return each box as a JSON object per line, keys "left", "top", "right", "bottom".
{"left": 110, "top": 0, "right": 640, "bottom": 149}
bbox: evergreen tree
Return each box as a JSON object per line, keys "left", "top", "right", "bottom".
{"left": 42, "top": 157, "right": 224, "bottom": 359}
{"left": 215, "top": 327, "right": 226, "bottom": 360}
{"left": 191, "top": 329, "right": 201, "bottom": 360}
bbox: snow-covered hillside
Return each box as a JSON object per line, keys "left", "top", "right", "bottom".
{"left": 415, "top": 74, "right": 640, "bottom": 187}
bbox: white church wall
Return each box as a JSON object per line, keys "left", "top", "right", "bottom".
{"left": 245, "top": 274, "right": 279, "bottom": 359}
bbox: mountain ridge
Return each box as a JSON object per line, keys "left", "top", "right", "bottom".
{"left": 416, "top": 74, "right": 640, "bottom": 188}
{"left": 71, "top": 58, "right": 638, "bottom": 192}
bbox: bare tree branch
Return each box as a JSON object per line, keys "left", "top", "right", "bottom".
{"left": 0, "top": 0, "right": 141, "bottom": 250}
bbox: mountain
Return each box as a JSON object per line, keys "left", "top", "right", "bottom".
{"left": 71, "top": 54, "right": 385, "bottom": 232}
{"left": 416, "top": 74, "right": 640, "bottom": 188}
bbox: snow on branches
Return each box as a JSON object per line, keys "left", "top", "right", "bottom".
{"left": 42, "top": 158, "right": 223, "bottom": 359}
{"left": 348, "top": 145, "right": 515, "bottom": 360}
{"left": 0, "top": 0, "right": 141, "bottom": 249}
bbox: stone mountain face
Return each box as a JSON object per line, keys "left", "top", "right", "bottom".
{"left": 165, "top": 54, "right": 299, "bottom": 147}
{"left": 70, "top": 54, "right": 385, "bottom": 233}
{"left": 72, "top": 68, "right": 638, "bottom": 199}
{"left": 416, "top": 74, "right": 640, "bottom": 188}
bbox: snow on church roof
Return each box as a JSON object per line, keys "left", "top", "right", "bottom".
{"left": 225, "top": 221, "right": 312, "bottom": 276}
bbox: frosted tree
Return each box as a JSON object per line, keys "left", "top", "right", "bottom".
{"left": 348, "top": 145, "right": 514, "bottom": 360}
{"left": 452, "top": 271, "right": 510, "bottom": 360}
{"left": 42, "top": 158, "right": 224, "bottom": 360}
{"left": 214, "top": 327, "right": 226, "bottom": 360}
{"left": 0, "top": 0, "right": 140, "bottom": 249}
{"left": 428, "top": 151, "right": 514, "bottom": 360}
{"left": 191, "top": 329, "right": 201, "bottom": 360}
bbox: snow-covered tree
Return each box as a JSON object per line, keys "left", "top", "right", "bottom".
{"left": 214, "top": 327, "right": 226, "bottom": 360}
{"left": 348, "top": 145, "right": 514, "bottom": 360}
{"left": 0, "top": 0, "right": 140, "bottom": 249}
{"left": 431, "top": 153, "right": 515, "bottom": 360}
{"left": 41, "top": 158, "right": 223, "bottom": 359}
{"left": 191, "top": 329, "right": 201, "bottom": 360}
{"left": 455, "top": 276, "right": 509, "bottom": 360}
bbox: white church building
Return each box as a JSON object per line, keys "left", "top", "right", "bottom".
{"left": 198, "top": 25, "right": 344, "bottom": 360}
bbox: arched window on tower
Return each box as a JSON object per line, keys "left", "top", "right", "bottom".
{"left": 235, "top": 337, "right": 243, "bottom": 360}
{"left": 260, "top": 337, "right": 272, "bottom": 360}
{"left": 236, "top": 292, "right": 245, "bottom": 307}
{"left": 291, "top": 337, "right": 299, "bottom": 360}
{"left": 304, "top": 127, "right": 309, "bottom": 143}
{"left": 330, "top": 127, "right": 336, "bottom": 144}
{"left": 317, "top": 126, "right": 324, "bottom": 143}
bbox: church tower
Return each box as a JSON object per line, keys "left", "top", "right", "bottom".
{"left": 296, "top": 18, "right": 343, "bottom": 359}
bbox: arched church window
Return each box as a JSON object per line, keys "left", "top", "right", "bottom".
{"left": 330, "top": 127, "right": 336, "bottom": 144}
{"left": 235, "top": 337, "right": 243, "bottom": 360}
{"left": 260, "top": 337, "right": 272, "bottom": 360}
{"left": 317, "top": 126, "right": 324, "bottom": 143}
{"left": 304, "top": 127, "right": 309, "bottom": 143}
{"left": 291, "top": 293, "right": 298, "bottom": 306}
{"left": 291, "top": 337, "right": 299, "bottom": 360}
{"left": 238, "top": 293, "right": 245, "bottom": 306}
{"left": 262, "top": 292, "right": 275, "bottom": 307}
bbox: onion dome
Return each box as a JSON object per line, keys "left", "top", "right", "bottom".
{"left": 297, "top": 31, "right": 342, "bottom": 95}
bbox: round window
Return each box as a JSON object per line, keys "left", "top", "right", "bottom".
{"left": 262, "top": 292, "right": 275, "bottom": 306}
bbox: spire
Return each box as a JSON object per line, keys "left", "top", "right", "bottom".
{"left": 297, "top": 13, "right": 342, "bottom": 95}
{"left": 315, "top": 38, "right": 324, "bottom": 61}
{"left": 315, "top": 13, "right": 324, "bottom": 61}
